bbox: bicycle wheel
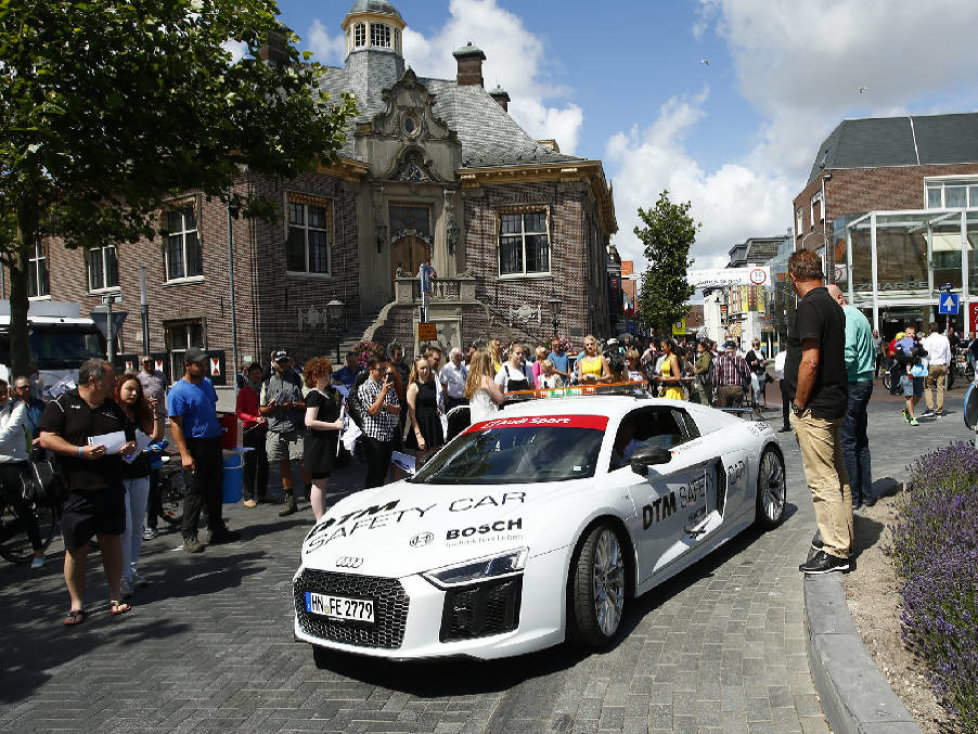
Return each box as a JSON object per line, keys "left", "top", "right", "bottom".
{"left": 157, "top": 470, "right": 184, "bottom": 527}
{"left": 0, "top": 499, "right": 56, "bottom": 565}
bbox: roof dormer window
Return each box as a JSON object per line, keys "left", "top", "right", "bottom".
{"left": 370, "top": 23, "right": 391, "bottom": 48}
{"left": 354, "top": 22, "right": 366, "bottom": 48}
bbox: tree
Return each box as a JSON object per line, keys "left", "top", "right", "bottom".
{"left": 635, "top": 191, "right": 698, "bottom": 335}
{"left": 0, "top": 0, "right": 357, "bottom": 376}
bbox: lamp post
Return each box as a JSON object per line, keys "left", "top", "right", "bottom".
{"left": 227, "top": 189, "right": 242, "bottom": 392}
{"left": 326, "top": 299, "right": 345, "bottom": 363}
{"left": 548, "top": 287, "right": 562, "bottom": 337}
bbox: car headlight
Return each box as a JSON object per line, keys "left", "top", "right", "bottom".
{"left": 423, "top": 548, "right": 528, "bottom": 588}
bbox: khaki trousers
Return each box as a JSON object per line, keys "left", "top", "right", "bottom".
{"left": 791, "top": 412, "right": 853, "bottom": 558}
{"left": 924, "top": 364, "right": 946, "bottom": 413}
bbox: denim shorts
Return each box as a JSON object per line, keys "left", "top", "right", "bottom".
{"left": 900, "top": 374, "right": 924, "bottom": 398}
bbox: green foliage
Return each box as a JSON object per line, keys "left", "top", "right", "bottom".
{"left": 635, "top": 191, "right": 698, "bottom": 334}
{"left": 0, "top": 0, "right": 357, "bottom": 374}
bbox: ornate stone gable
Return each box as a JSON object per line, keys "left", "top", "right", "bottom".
{"left": 369, "top": 68, "right": 455, "bottom": 145}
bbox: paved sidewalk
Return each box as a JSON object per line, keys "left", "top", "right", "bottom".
{"left": 0, "top": 380, "right": 969, "bottom": 733}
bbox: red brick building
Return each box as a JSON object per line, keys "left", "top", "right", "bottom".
{"left": 793, "top": 113, "right": 978, "bottom": 336}
{"left": 12, "top": 0, "right": 617, "bottom": 380}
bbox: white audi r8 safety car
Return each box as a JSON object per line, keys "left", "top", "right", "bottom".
{"left": 293, "top": 394, "right": 786, "bottom": 663}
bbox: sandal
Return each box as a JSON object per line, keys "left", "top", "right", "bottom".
{"left": 109, "top": 600, "right": 132, "bottom": 616}
{"left": 63, "top": 609, "right": 87, "bottom": 626}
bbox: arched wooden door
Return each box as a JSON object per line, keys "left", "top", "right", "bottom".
{"left": 390, "top": 235, "right": 430, "bottom": 299}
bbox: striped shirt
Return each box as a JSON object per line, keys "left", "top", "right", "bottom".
{"left": 713, "top": 351, "right": 751, "bottom": 389}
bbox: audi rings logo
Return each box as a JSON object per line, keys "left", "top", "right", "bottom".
{"left": 410, "top": 532, "right": 434, "bottom": 548}
{"left": 334, "top": 556, "right": 364, "bottom": 568}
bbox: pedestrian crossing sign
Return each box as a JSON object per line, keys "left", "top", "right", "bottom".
{"left": 938, "top": 293, "right": 959, "bottom": 315}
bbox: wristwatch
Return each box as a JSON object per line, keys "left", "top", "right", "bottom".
{"left": 791, "top": 402, "right": 805, "bottom": 416}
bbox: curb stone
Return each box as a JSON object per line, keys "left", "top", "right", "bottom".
{"left": 804, "top": 572, "right": 922, "bottom": 734}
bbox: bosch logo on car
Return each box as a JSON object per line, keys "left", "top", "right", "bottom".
{"left": 446, "top": 518, "right": 523, "bottom": 540}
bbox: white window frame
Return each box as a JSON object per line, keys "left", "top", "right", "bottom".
{"left": 27, "top": 241, "right": 49, "bottom": 299}
{"left": 924, "top": 176, "right": 978, "bottom": 209}
{"left": 87, "top": 244, "right": 120, "bottom": 293}
{"left": 286, "top": 198, "right": 333, "bottom": 276}
{"left": 354, "top": 22, "right": 366, "bottom": 48}
{"left": 796, "top": 207, "right": 804, "bottom": 238}
{"left": 370, "top": 23, "right": 391, "bottom": 49}
{"left": 165, "top": 320, "right": 204, "bottom": 379}
{"left": 164, "top": 206, "right": 203, "bottom": 283}
{"left": 498, "top": 210, "right": 551, "bottom": 278}
{"left": 810, "top": 192, "right": 823, "bottom": 231}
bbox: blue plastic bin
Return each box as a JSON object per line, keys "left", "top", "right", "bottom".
{"left": 222, "top": 451, "right": 244, "bottom": 504}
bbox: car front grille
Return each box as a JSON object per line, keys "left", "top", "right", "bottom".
{"left": 439, "top": 576, "right": 522, "bottom": 642}
{"left": 294, "top": 569, "right": 409, "bottom": 649}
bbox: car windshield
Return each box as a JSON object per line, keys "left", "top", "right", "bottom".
{"left": 0, "top": 325, "right": 104, "bottom": 369}
{"left": 411, "top": 415, "right": 607, "bottom": 485}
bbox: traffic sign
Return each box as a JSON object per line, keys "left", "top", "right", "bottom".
{"left": 939, "top": 293, "right": 959, "bottom": 315}
{"left": 417, "top": 322, "right": 437, "bottom": 342}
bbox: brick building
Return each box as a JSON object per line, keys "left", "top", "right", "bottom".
{"left": 10, "top": 0, "right": 617, "bottom": 381}
{"left": 793, "top": 113, "right": 978, "bottom": 336}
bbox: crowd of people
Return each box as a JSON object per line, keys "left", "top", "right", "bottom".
{"left": 3, "top": 302, "right": 967, "bottom": 623}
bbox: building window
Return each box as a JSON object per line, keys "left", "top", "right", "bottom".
{"left": 354, "top": 22, "right": 365, "bottom": 48}
{"left": 925, "top": 178, "right": 978, "bottom": 209}
{"left": 810, "top": 193, "right": 823, "bottom": 230}
{"left": 287, "top": 199, "right": 332, "bottom": 274}
{"left": 796, "top": 208, "right": 804, "bottom": 237}
{"left": 499, "top": 211, "right": 549, "bottom": 276}
{"left": 27, "top": 241, "right": 49, "bottom": 298}
{"left": 370, "top": 23, "right": 390, "bottom": 48}
{"left": 88, "top": 245, "right": 119, "bottom": 292}
{"left": 389, "top": 205, "right": 431, "bottom": 239}
{"left": 165, "top": 321, "right": 204, "bottom": 380}
{"left": 165, "top": 207, "right": 202, "bottom": 281}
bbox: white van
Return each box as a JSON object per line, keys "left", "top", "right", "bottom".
{"left": 0, "top": 301, "right": 106, "bottom": 399}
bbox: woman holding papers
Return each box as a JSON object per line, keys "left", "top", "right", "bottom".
{"left": 303, "top": 358, "right": 344, "bottom": 522}
{"left": 115, "top": 374, "right": 163, "bottom": 597}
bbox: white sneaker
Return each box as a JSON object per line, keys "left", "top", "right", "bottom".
{"left": 120, "top": 579, "right": 134, "bottom": 598}
{"left": 143, "top": 527, "right": 158, "bottom": 541}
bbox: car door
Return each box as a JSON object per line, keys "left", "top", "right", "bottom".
{"left": 614, "top": 407, "right": 717, "bottom": 582}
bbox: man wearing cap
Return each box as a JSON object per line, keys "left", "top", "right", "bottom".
{"left": 712, "top": 341, "right": 751, "bottom": 407}
{"left": 167, "top": 347, "right": 240, "bottom": 553}
{"left": 260, "top": 350, "right": 309, "bottom": 516}
{"left": 136, "top": 356, "right": 167, "bottom": 416}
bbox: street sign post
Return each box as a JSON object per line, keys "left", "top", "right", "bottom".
{"left": 938, "top": 293, "right": 959, "bottom": 315}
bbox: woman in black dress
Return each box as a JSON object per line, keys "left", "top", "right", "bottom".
{"left": 405, "top": 357, "right": 444, "bottom": 462}
{"left": 302, "top": 357, "right": 344, "bottom": 522}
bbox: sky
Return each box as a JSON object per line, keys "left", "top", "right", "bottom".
{"left": 272, "top": 0, "right": 978, "bottom": 272}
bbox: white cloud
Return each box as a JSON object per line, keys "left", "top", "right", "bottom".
{"left": 607, "top": 90, "right": 794, "bottom": 273}
{"left": 612, "top": 0, "right": 978, "bottom": 278}
{"left": 308, "top": 19, "right": 345, "bottom": 64}
{"left": 705, "top": 0, "right": 978, "bottom": 176}
{"left": 222, "top": 40, "right": 248, "bottom": 63}
{"left": 304, "top": 0, "right": 583, "bottom": 154}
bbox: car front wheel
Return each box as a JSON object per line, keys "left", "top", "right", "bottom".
{"left": 569, "top": 523, "right": 626, "bottom": 650}
{"left": 755, "top": 446, "right": 786, "bottom": 529}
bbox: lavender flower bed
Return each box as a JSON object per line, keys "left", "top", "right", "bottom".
{"left": 888, "top": 442, "right": 978, "bottom": 731}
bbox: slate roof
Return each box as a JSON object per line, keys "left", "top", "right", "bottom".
{"left": 316, "top": 61, "right": 582, "bottom": 169}
{"left": 347, "top": 0, "right": 402, "bottom": 20}
{"left": 807, "top": 113, "right": 978, "bottom": 184}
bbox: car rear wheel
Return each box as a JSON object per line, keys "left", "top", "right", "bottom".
{"left": 569, "top": 523, "right": 625, "bottom": 650}
{"left": 755, "top": 446, "right": 786, "bottom": 529}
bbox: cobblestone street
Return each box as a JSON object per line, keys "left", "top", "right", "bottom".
{"left": 1, "top": 383, "right": 971, "bottom": 734}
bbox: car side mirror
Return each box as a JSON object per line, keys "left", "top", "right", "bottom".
{"left": 630, "top": 445, "right": 671, "bottom": 475}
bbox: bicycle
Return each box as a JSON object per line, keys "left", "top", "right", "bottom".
{"left": 0, "top": 486, "right": 57, "bottom": 565}
{"left": 155, "top": 455, "right": 187, "bottom": 528}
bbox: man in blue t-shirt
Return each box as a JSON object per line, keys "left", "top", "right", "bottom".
{"left": 546, "top": 337, "right": 570, "bottom": 382}
{"left": 167, "top": 347, "right": 240, "bottom": 553}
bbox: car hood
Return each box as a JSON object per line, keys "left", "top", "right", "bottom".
{"left": 300, "top": 478, "right": 572, "bottom": 578}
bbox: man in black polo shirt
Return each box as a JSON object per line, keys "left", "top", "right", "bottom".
{"left": 39, "top": 359, "right": 136, "bottom": 624}
{"left": 783, "top": 250, "right": 851, "bottom": 575}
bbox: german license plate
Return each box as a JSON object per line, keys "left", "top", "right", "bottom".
{"left": 304, "top": 592, "right": 375, "bottom": 623}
